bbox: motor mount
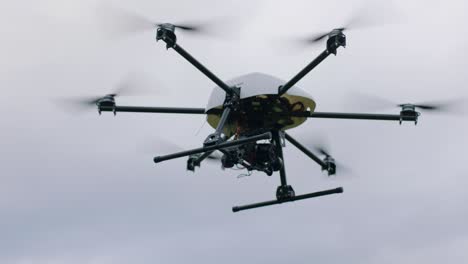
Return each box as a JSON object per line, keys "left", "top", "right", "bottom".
{"left": 276, "top": 185, "right": 295, "bottom": 200}
{"left": 399, "top": 104, "right": 420, "bottom": 124}
{"left": 96, "top": 94, "right": 116, "bottom": 115}
{"left": 323, "top": 156, "right": 337, "bottom": 176}
{"left": 156, "top": 24, "right": 177, "bottom": 49}
{"left": 327, "top": 30, "right": 346, "bottom": 55}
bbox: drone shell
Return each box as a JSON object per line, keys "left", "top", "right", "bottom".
{"left": 206, "top": 72, "right": 316, "bottom": 134}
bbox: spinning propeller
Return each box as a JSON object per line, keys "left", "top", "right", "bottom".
{"left": 348, "top": 93, "right": 467, "bottom": 115}
{"left": 313, "top": 143, "right": 351, "bottom": 177}
{"left": 314, "top": 145, "right": 333, "bottom": 159}
{"left": 98, "top": 4, "right": 227, "bottom": 38}
{"left": 60, "top": 73, "right": 159, "bottom": 112}
{"left": 298, "top": 2, "right": 399, "bottom": 46}
{"left": 305, "top": 27, "right": 348, "bottom": 44}
{"left": 298, "top": 135, "right": 351, "bottom": 177}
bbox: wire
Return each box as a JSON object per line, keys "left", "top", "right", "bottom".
{"left": 237, "top": 170, "right": 252, "bottom": 179}
{"left": 195, "top": 120, "right": 207, "bottom": 136}
{"left": 231, "top": 164, "right": 245, "bottom": 171}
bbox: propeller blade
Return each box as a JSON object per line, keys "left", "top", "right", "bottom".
{"left": 72, "top": 97, "right": 102, "bottom": 107}
{"left": 57, "top": 72, "right": 162, "bottom": 113}
{"left": 163, "top": 19, "right": 232, "bottom": 37}
{"left": 171, "top": 23, "right": 201, "bottom": 32}
{"left": 297, "top": 134, "right": 352, "bottom": 177}
{"left": 316, "top": 146, "right": 331, "bottom": 157}
{"left": 304, "top": 27, "right": 347, "bottom": 44}
{"left": 306, "top": 137, "right": 332, "bottom": 157}
{"left": 97, "top": 4, "right": 157, "bottom": 37}
{"left": 410, "top": 99, "right": 467, "bottom": 114}
{"left": 55, "top": 96, "right": 103, "bottom": 113}
{"left": 111, "top": 72, "right": 158, "bottom": 97}
{"left": 335, "top": 163, "right": 352, "bottom": 174}
{"left": 346, "top": 92, "right": 397, "bottom": 111}
{"left": 412, "top": 104, "right": 438, "bottom": 110}
{"left": 305, "top": 33, "right": 329, "bottom": 43}
{"left": 297, "top": 1, "right": 401, "bottom": 46}
{"left": 348, "top": 92, "right": 467, "bottom": 114}
{"left": 97, "top": 4, "right": 231, "bottom": 39}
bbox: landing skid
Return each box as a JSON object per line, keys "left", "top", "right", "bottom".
{"left": 233, "top": 129, "right": 344, "bottom": 212}
{"left": 232, "top": 187, "right": 343, "bottom": 212}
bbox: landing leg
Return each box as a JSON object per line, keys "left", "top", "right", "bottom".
{"left": 272, "top": 130, "right": 287, "bottom": 186}
{"left": 271, "top": 130, "right": 295, "bottom": 199}
{"left": 231, "top": 130, "right": 344, "bottom": 213}
{"left": 232, "top": 187, "right": 343, "bottom": 212}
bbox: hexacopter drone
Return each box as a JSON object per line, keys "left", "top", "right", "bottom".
{"left": 78, "top": 13, "right": 455, "bottom": 212}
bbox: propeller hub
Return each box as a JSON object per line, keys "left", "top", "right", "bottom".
{"left": 330, "top": 28, "right": 345, "bottom": 36}
{"left": 399, "top": 104, "right": 420, "bottom": 125}
{"left": 399, "top": 104, "right": 419, "bottom": 115}
{"left": 95, "top": 94, "right": 116, "bottom": 115}
{"left": 156, "top": 24, "right": 177, "bottom": 48}
{"left": 324, "top": 156, "right": 336, "bottom": 176}
{"left": 326, "top": 31, "right": 346, "bottom": 54}
{"left": 96, "top": 95, "right": 116, "bottom": 107}
{"left": 158, "top": 23, "right": 176, "bottom": 32}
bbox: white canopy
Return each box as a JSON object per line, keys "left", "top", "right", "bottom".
{"left": 205, "top": 72, "right": 315, "bottom": 111}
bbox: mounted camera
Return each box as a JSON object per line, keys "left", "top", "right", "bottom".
{"left": 218, "top": 140, "right": 283, "bottom": 176}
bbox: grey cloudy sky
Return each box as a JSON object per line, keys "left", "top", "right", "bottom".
{"left": 1, "top": 0, "right": 467, "bottom": 263}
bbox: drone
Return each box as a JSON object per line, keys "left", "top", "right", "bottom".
{"left": 75, "top": 11, "right": 458, "bottom": 212}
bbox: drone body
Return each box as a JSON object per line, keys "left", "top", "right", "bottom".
{"left": 206, "top": 72, "right": 316, "bottom": 136}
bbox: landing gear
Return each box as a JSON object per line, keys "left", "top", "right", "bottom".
{"left": 232, "top": 187, "right": 344, "bottom": 212}
{"left": 232, "top": 129, "right": 344, "bottom": 212}
{"left": 276, "top": 185, "right": 295, "bottom": 200}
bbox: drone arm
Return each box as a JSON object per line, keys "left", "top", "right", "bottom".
{"left": 279, "top": 32, "right": 347, "bottom": 96}
{"left": 194, "top": 151, "right": 215, "bottom": 165}
{"left": 187, "top": 107, "right": 233, "bottom": 169}
{"left": 284, "top": 133, "right": 327, "bottom": 169}
{"left": 171, "top": 44, "right": 237, "bottom": 96}
{"left": 187, "top": 151, "right": 215, "bottom": 171}
{"left": 278, "top": 49, "right": 331, "bottom": 96}
{"left": 233, "top": 187, "right": 343, "bottom": 212}
{"left": 203, "top": 106, "right": 232, "bottom": 145}
{"left": 99, "top": 105, "right": 207, "bottom": 114}
{"left": 154, "top": 132, "right": 272, "bottom": 164}
{"left": 288, "top": 111, "right": 418, "bottom": 122}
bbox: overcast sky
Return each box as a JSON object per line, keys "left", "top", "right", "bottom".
{"left": 1, "top": 0, "right": 468, "bottom": 263}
